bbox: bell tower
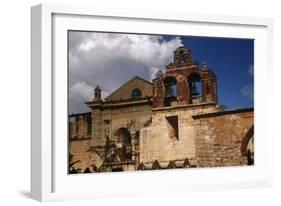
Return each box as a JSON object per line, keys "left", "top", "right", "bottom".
{"left": 152, "top": 45, "right": 218, "bottom": 108}
{"left": 173, "top": 46, "right": 193, "bottom": 67}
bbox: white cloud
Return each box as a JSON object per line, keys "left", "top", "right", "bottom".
{"left": 240, "top": 86, "right": 253, "bottom": 99}
{"left": 69, "top": 81, "right": 93, "bottom": 102}
{"left": 248, "top": 65, "right": 254, "bottom": 76}
{"left": 240, "top": 65, "right": 254, "bottom": 101}
{"left": 69, "top": 32, "right": 182, "bottom": 113}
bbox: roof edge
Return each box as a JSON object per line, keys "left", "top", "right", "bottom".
{"left": 104, "top": 76, "right": 152, "bottom": 101}
{"left": 192, "top": 108, "right": 254, "bottom": 120}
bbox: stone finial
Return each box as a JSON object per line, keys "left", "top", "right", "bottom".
{"left": 173, "top": 45, "right": 192, "bottom": 66}
{"left": 95, "top": 85, "right": 101, "bottom": 91}
{"left": 202, "top": 62, "right": 207, "bottom": 71}
{"left": 94, "top": 85, "right": 101, "bottom": 101}
{"left": 155, "top": 70, "right": 162, "bottom": 78}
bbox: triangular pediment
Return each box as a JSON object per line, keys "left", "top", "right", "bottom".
{"left": 104, "top": 76, "right": 152, "bottom": 102}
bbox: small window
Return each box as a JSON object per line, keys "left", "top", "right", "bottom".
{"left": 104, "top": 119, "right": 110, "bottom": 124}
{"left": 131, "top": 88, "right": 142, "bottom": 98}
{"left": 166, "top": 115, "right": 179, "bottom": 140}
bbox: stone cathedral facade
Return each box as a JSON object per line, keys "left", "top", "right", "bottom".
{"left": 68, "top": 45, "right": 254, "bottom": 173}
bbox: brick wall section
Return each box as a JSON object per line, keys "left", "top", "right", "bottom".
{"left": 152, "top": 66, "right": 218, "bottom": 108}
{"left": 193, "top": 109, "right": 253, "bottom": 167}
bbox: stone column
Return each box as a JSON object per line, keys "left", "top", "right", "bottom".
{"left": 131, "top": 132, "right": 137, "bottom": 161}
{"left": 176, "top": 77, "right": 189, "bottom": 105}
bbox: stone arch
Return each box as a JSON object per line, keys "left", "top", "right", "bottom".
{"left": 112, "top": 127, "right": 133, "bottom": 161}
{"left": 113, "top": 127, "right": 132, "bottom": 146}
{"left": 187, "top": 72, "right": 202, "bottom": 100}
{"left": 241, "top": 125, "right": 254, "bottom": 156}
{"left": 187, "top": 71, "right": 202, "bottom": 81}
{"left": 131, "top": 88, "right": 142, "bottom": 98}
{"left": 112, "top": 123, "right": 128, "bottom": 134}
{"left": 164, "top": 76, "right": 177, "bottom": 96}
{"left": 163, "top": 76, "right": 177, "bottom": 107}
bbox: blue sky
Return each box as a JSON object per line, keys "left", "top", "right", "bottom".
{"left": 173, "top": 35, "right": 254, "bottom": 110}
{"left": 69, "top": 31, "right": 253, "bottom": 113}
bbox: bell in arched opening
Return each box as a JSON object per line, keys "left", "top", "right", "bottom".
{"left": 191, "top": 82, "right": 199, "bottom": 96}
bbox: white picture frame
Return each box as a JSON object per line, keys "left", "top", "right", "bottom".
{"left": 31, "top": 3, "right": 274, "bottom": 202}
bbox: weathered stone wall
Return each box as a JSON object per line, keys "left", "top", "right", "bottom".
{"left": 70, "top": 107, "right": 253, "bottom": 172}
{"left": 69, "top": 92, "right": 253, "bottom": 172}
{"left": 139, "top": 103, "right": 221, "bottom": 166}
{"left": 110, "top": 105, "right": 152, "bottom": 135}
{"left": 193, "top": 110, "right": 253, "bottom": 167}
{"left": 69, "top": 113, "right": 91, "bottom": 140}
{"left": 140, "top": 105, "right": 253, "bottom": 168}
{"left": 91, "top": 104, "right": 152, "bottom": 146}
{"left": 100, "top": 103, "right": 152, "bottom": 166}
{"left": 70, "top": 103, "right": 152, "bottom": 172}
{"left": 69, "top": 139, "right": 102, "bottom": 172}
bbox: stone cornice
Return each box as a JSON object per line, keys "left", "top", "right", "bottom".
{"left": 192, "top": 108, "right": 254, "bottom": 119}
{"left": 152, "top": 102, "right": 217, "bottom": 112}
{"left": 86, "top": 97, "right": 152, "bottom": 110}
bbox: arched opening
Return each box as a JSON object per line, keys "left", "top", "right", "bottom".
{"left": 241, "top": 126, "right": 254, "bottom": 165}
{"left": 164, "top": 76, "right": 177, "bottom": 107}
{"left": 246, "top": 139, "right": 254, "bottom": 165}
{"left": 113, "top": 127, "right": 132, "bottom": 160}
{"left": 131, "top": 88, "right": 142, "bottom": 99}
{"left": 188, "top": 73, "right": 202, "bottom": 103}
{"left": 179, "top": 49, "right": 185, "bottom": 64}
{"left": 114, "top": 127, "right": 132, "bottom": 145}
